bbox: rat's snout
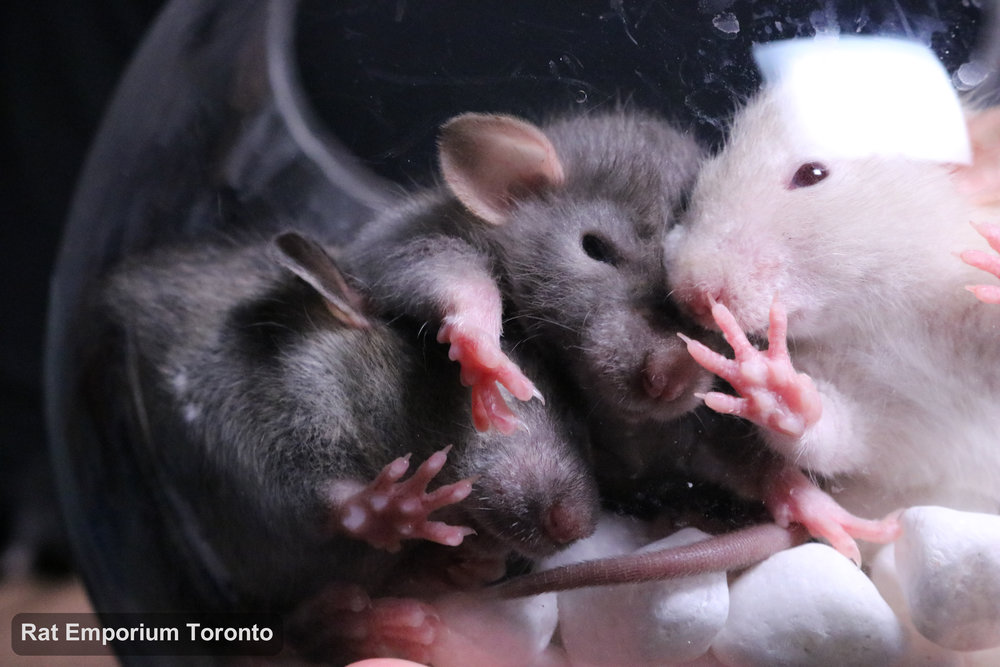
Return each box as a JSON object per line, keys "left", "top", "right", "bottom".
{"left": 541, "top": 498, "right": 596, "bottom": 545}
{"left": 641, "top": 344, "right": 708, "bottom": 403}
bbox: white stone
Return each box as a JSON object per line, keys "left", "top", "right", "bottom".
{"left": 555, "top": 527, "right": 729, "bottom": 666}
{"left": 712, "top": 542, "right": 905, "bottom": 666}
{"left": 428, "top": 591, "right": 561, "bottom": 667}
{"left": 895, "top": 506, "right": 1000, "bottom": 651}
{"left": 869, "top": 543, "right": 965, "bottom": 666}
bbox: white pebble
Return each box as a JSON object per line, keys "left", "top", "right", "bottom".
{"left": 428, "top": 591, "right": 561, "bottom": 667}
{"left": 712, "top": 542, "right": 905, "bottom": 666}
{"left": 869, "top": 544, "right": 965, "bottom": 666}
{"left": 555, "top": 527, "right": 729, "bottom": 666}
{"left": 895, "top": 506, "right": 1000, "bottom": 651}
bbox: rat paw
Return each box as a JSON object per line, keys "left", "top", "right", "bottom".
{"left": 348, "top": 597, "right": 441, "bottom": 664}
{"left": 334, "top": 447, "right": 476, "bottom": 552}
{"left": 437, "top": 317, "right": 540, "bottom": 432}
{"left": 765, "top": 465, "right": 901, "bottom": 565}
{"left": 961, "top": 221, "right": 1000, "bottom": 304}
{"left": 680, "top": 299, "right": 822, "bottom": 439}
{"left": 289, "top": 586, "right": 440, "bottom": 664}
{"left": 470, "top": 381, "right": 525, "bottom": 434}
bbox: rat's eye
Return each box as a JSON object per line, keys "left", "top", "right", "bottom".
{"left": 582, "top": 233, "right": 617, "bottom": 265}
{"left": 789, "top": 162, "right": 829, "bottom": 189}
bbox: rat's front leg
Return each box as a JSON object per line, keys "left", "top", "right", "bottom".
{"left": 681, "top": 300, "right": 899, "bottom": 561}
{"left": 434, "top": 273, "right": 541, "bottom": 433}
{"left": 961, "top": 221, "right": 1000, "bottom": 304}
{"left": 679, "top": 299, "right": 822, "bottom": 442}
{"left": 328, "top": 447, "right": 476, "bottom": 552}
{"left": 361, "top": 236, "right": 540, "bottom": 433}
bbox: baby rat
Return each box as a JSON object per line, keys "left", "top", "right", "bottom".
{"left": 101, "top": 231, "right": 599, "bottom": 662}
{"left": 665, "top": 85, "right": 1000, "bottom": 558}
{"left": 346, "top": 110, "right": 714, "bottom": 432}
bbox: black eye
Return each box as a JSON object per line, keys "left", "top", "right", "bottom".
{"left": 582, "top": 233, "right": 617, "bottom": 265}
{"left": 789, "top": 162, "right": 829, "bottom": 189}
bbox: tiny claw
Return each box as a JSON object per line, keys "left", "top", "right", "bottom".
{"left": 472, "top": 382, "right": 524, "bottom": 434}
{"left": 701, "top": 391, "right": 745, "bottom": 416}
{"left": 434, "top": 524, "right": 477, "bottom": 547}
{"left": 471, "top": 390, "right": 492, "bottom": 432}
{"left": 424, "top": 478, "right": 474, "bottom": 510}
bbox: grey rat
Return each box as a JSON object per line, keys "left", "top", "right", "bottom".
{"left": 343, "top": 109, "right": 828, "bottom": 599}
{"left": 345, "top": 110, "right": 715, "bottom": 432}
{"left": 100, "top": 231, "right": 599, "bottom": 662}
{"left": 664, "top": 85, "right": 1000, "bottom": 559}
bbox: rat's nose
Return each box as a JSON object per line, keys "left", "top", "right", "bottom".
{"left": 542, "top": 499, "right": 595, "bottom": 545}
{"left": 641, "top": 344, "right": 707, "bottom": 403}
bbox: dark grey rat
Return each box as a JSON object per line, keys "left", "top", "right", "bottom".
{"left": 341, "top": 110, "right": 820, "bottom": 601}
{"left": 345, "top": 110, "right": 716, "bottom": 433}
{"left": 99, "top": 230, "right": 599, "bottom": 662}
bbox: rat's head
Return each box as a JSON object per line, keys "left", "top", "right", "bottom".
{"left": 448, "top": 388, "right": 600, "bottom": 560}
{"left": 438, "top": 111, "right": 713, "bottom": 422}
{"left": 665, "top": 89, "right": 964, "bottom": 337}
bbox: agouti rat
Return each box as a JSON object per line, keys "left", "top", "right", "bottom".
{"left": 100, "top": 231, "right": 599, "bottom": 662}
{"left": 345, "top": 110, "right": 715, "bottom": 432}
{"left": 665, "top": 82, "right": 1000, "bottom": 558}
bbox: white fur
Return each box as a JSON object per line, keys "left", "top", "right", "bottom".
{"left": 665, "top": 87, "right": 1000, "bottom": 519}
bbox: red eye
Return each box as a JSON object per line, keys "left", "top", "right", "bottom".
{"left": 789, "top": 162, "right": 829, "bottom": 189}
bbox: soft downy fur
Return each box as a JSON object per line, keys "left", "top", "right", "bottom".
{"left": 666, "top": 86, "right": 1000, "bottom": 520}
{"left": 100, "top": 235, "right": 600, "bottom": 617}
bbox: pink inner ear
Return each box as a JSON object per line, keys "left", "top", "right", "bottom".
{"left": 439, "top": 113, "right": 566, "bottom": 225}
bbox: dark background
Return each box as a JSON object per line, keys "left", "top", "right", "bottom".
{"left": 1, "top": 1, "right": 167, "bottom": 577}
{"left": 0, "top": 0, "right": 988, "bottom": 580}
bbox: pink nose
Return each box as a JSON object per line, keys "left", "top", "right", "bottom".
{"left": 644, "top": 351, "right": 707, "bottom": 405}
{"left": 542, "top": 499, "right": 593, "bottom": 544}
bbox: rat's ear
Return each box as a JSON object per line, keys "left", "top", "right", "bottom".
{"left": 438, "top": 113, "right": 566, "bottom": 225}
{"left": 953, "top": 107, "right": 1000, "bottom": 206}
{"left": 270, "top": 232, "right": 372, "bottom": 329}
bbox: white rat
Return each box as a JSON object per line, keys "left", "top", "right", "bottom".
{"left": 664, "top": 84, "right": 1000, "bottom": 559}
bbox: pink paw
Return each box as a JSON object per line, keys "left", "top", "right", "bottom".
{"left": 765, "top": 465, "right": 901, "bottom": 565}
{"left": 437, "top": 316, "right": 540, "bottom": 433}
{"left": 288, "top": 585, "right": 440, "bottom": 664}
{"left": 961, "top": 221, "right": 1000, "bottom": 304}
{"left": 679, "top": 298, "right": 822, "bottom": 438}
{"left": 349, "top": 597, "right": 441, "bottom": 664}
{"left": 335, "top": 447, "right": 475, "bottom": 552}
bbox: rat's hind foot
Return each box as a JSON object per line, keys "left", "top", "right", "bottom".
{"left": 289, "top": 585, "right": 440, "bottom": 664}
{"left": 765, "top": 465, "right": 901, "bottom": 565}
{"left": 332, "top": 447, "right": 475, "bottom": 552}
{"left": 680, "top": 298, "right": 822, "bottom": 439}
{"left": 962, "top": 221, "right": 1000, "bottom": 304}
{"left": 348, "top": 597, "right": 440, "bottom": 663}
{"left": 437, "top": 316, "right": 540, "bottom": 433}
